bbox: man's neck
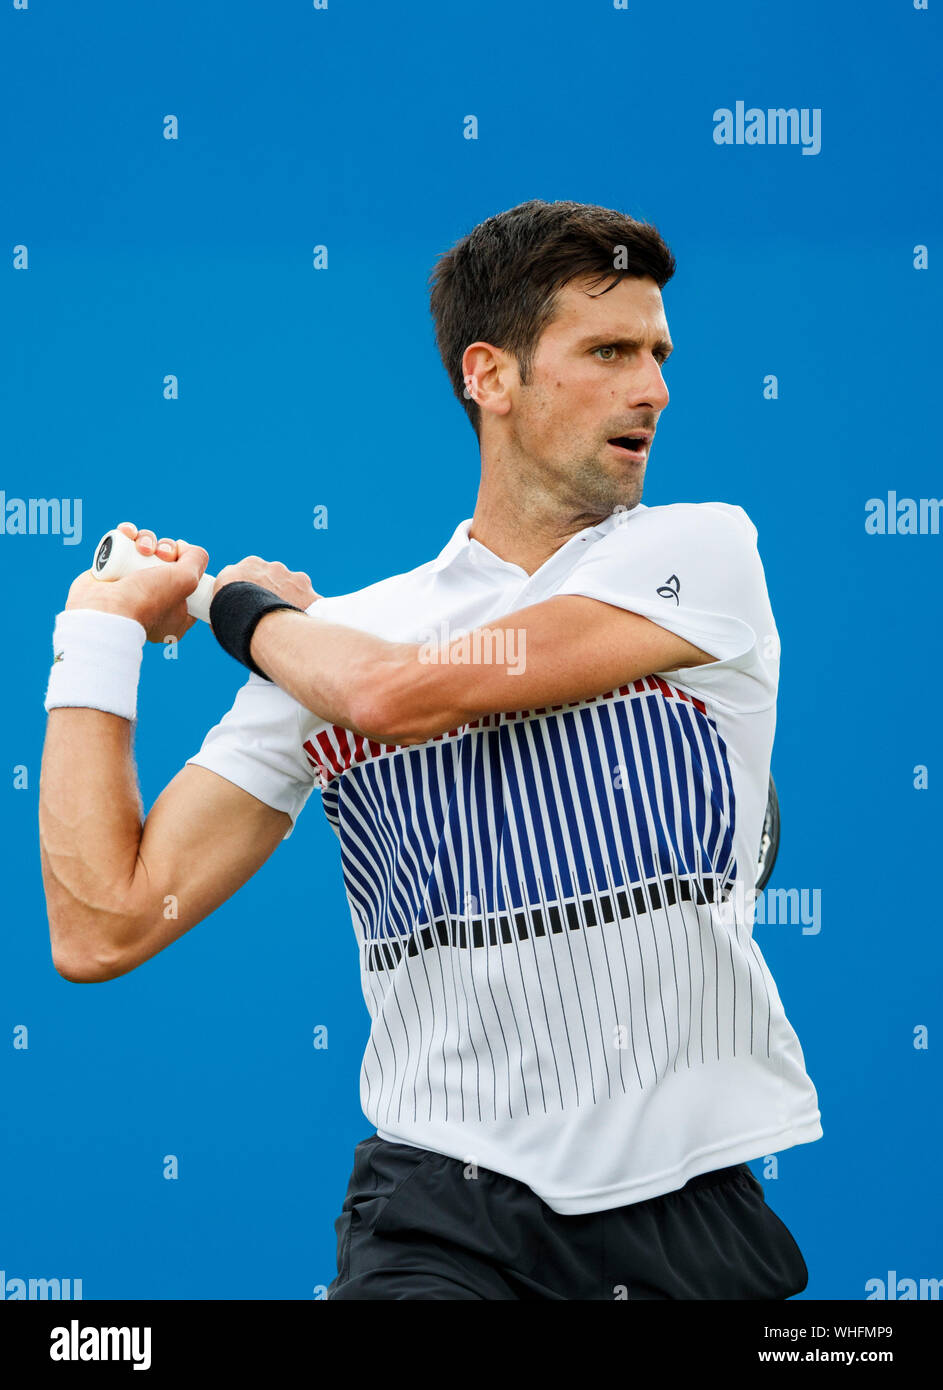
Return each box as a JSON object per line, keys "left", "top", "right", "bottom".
{"left": 467, "top": 486, "right": 610, "bottom": 577}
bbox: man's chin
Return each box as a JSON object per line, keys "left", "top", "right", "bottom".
{"left": 607, "top": 471, "right": 645, "bottom": 514}
{"left": 561, "top": 454, "right": 644, "bottom": 518}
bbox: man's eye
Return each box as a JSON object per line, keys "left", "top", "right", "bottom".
{"left": 593, "top": 345, "right": 671, "bottom": 365}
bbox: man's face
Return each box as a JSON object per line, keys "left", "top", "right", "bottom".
{"left": 503, "top": 274, "right": 672, "bottom": 518}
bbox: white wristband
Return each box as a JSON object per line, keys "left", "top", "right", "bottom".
{"left": 44, "top": 609, "right": 148, "bottom": 722}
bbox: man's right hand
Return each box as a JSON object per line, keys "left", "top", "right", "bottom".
{"left": 64, "top": 522, "right": 210, "bottom": 644}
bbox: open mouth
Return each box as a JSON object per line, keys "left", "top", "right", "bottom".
{"left": 608, "top": 436, "right": 648, "bottom": 453}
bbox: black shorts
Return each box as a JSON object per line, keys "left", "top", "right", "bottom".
{"left": 326, "top": 1134, "right": 809, "bottom": 1301}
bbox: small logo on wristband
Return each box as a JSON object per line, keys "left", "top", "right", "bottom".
{"left": 53, "top": 651, "right": 64, "bottom": 663}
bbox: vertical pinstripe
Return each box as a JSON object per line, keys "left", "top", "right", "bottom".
{"left": 312, "top": 679, "right": 773, "bottom": 1126}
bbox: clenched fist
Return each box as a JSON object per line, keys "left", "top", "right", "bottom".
{"left": 65, "top": 522, "right": 210, "bottom": 643}
{"left": 212, "top": 557, "right": 322, "bottom": 612}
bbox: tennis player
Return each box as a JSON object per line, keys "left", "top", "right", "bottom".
{"left": 39, "top": 199, "right": 822, "bottom": 1300}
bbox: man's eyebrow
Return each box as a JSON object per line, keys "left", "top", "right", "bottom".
{"left": 575, "top": 333, "right": 674, "bottom": 356}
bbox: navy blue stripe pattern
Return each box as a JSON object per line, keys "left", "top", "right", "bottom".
{"left": 317, "top": 682, "right": 773, "bottom": 1127}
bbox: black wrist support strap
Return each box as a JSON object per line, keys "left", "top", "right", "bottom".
{"left": 209, "top": 581, "right": 305, "bottom": 680}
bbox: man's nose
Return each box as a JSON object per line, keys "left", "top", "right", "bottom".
{"left": 630, "top": 356, "right": 669, "bottom": 411}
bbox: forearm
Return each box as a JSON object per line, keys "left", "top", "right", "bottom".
{"left": 248, "top": 609, "right": 460, "bottom": 743}
{"left": 247, "top": 604, "right": 548, "bottom": 743}
{"left": 246, "top": 596, "right": 715, "bottom": 746}
{"left": 39, "top": 708, "right": 147, "bottom": 976}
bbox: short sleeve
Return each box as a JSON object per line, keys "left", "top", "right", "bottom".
{"left": 555, "top": 502, "right": 764, "bottom": 661}
{"left": 186, "top": 672, "right": 318, "bottom": 839}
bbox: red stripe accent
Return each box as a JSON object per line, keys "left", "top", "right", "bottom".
{"left": 315, "top": 730, "right": 344, "bottom": 776}
{"left": 335, "top": 727, "right": 353, "bottom": 772}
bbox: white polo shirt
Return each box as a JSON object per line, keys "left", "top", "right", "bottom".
{"left": 187, "top": 501, "right": 823, "bottom": 1214}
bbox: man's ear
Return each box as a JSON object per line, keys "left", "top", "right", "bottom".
{"left": 462, "top": 341, "right": 513, "bottom": 422}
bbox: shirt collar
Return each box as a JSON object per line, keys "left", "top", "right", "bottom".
{"left": 428, "top": 518, "right": 478, "bottom": 574}
{"left": 428, "top": 505, "right": 647, "bottom": 577}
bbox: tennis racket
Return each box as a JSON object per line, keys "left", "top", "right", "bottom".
{"left": 756, "top": 773, "right": 780, "bottom": 890}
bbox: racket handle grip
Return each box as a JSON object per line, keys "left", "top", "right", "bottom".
{"left": 90, "top": 529, "right": 216, "bottom": 625}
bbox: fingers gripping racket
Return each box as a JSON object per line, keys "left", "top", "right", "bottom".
{"left": 91, "top": 529, "right": 216, "bottom": 624}
{"left": 756, "top": 773, "right": 780, "bottom": 891}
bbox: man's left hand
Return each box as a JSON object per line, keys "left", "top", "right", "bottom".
{"left": 213, "top": 557, "right": 322, "bottom": 612}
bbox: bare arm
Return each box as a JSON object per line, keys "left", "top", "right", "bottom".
{"left": 39, "top": 524, "right": 316, "bottom": 984}
{"left": 246, "top": 594, "right": 716, "bottom": 746}
{"left": 40, "top": 730, "right": 291, "bottom": 983}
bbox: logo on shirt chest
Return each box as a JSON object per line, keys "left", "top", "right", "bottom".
{"left": 656, "top": 573, "right": 681, "bottom": 603}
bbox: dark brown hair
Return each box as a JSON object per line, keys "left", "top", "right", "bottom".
{"left": 428, "top": 199, "right": 676, "bottom": 437}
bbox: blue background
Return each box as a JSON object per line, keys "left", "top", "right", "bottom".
{"left": 1, "top": 0, "right": 939, "bottom": 1300}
